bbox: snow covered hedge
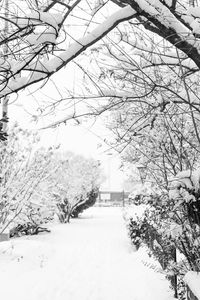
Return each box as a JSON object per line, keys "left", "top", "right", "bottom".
{"left": 124, "top": 191, "right": 176, "bottom": 269}
{"left": 125, "top": 168, "right": 200, "bottom": 299}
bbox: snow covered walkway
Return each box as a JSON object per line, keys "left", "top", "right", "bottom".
{"left": 0, "top": 207, "right": 175, "bottom": 300}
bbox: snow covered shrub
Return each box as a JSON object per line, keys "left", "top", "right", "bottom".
{"left": 54, "top": 189, "right": 98, "bottom": 223}
{"left": 54, "top": 190, "right": 97, "bottom": 223}
{"left": 10, "top": 222, "right": 51, "bottom": 237}
{"left": 168, "top": 170, "right": 200, "bottom": 272}
{"left": 126, "top": 206, "right": 175, "bottom": 269}
{"left": 127, "top": 217, "right": 149, "bottom": 250}
{"left": 124, "top": 190, "right": 187, "bottom": 299}
{"left": 71, "top": 189, "right": 99, "bottom": 218}
{"left": 127, "top": 170, "right": 200, "bottom": 272}
{"left": 52, "top": 153, "right": 102, "bottom": 222}
{"left": 126, "top": 168, "right": 200, "bottom": 298}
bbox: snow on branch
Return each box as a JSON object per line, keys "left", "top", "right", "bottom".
{"left": 117, "top": 0, "right": 200, "bottom": 68}
{"left": 0, "top": 4, "right": 136, "bottom": 99}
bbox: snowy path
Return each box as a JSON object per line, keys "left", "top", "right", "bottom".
{"left": 0, "top": 207, "right": 174, "bottom": 300}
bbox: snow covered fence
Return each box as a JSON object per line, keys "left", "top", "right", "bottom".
{"left": 184, "top": 272, "right": 200, "bottom": 300}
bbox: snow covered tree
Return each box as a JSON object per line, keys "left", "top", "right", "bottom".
{"left": 63, "top": 1, "right": 200, "bottom": 191}
{"left": 0, "top": 123, "right": 39, "bottom": 233}
{"left": 10, "top": 146, "right": 58, "bottom": 237}
{"left": 1, "top": 1, "right": 200, "bottom": 127}
{"left": 23, "top": 0, "right": 198, "bottom": 129}
{"left": 68, "top": 27, "right": 198, "bottom": 191}
{"left": 2, "top": 0, "right": 200, "bottom": 97}
{"left": 0, "top": 123, "right": 57, "bottom": 235}
{"left": 113, "top": 103, "right": 200, "bottom": 190}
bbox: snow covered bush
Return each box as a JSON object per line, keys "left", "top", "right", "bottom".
{"left": 71, "top": 189, "right": 99, "bottom": 218}
{"left": 55, "top": 189, "right": 98, "bottom": 223}
{"left": 168, "top": 169, "right": 200, "bottom": 273}
{"left": 127, "top": 217, "right": 149, "bottom": 250}
{"left": 124, "top": 189, "right": 187, "bottom": 299}
{"left": 52, "top": 153, "right": 102, "bottom": 222}
{"left": 125, "top": 200, "right": 176, "bottom": 269}
{"left": 125, "top": 168, "right": 200, "bottom": 298}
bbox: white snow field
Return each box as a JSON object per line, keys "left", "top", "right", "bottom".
{"left": 0, "top": 207, "right": 175, "bottom": 300}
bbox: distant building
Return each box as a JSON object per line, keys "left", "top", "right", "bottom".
{"left": 98, "top": 191, "right": 130, "bottom": 206}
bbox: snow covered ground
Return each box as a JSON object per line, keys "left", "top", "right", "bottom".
{"left": 0, "top": 207, "right": 175, "bottom": 300}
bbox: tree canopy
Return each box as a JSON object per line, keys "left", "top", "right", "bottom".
{"left": 1, "top": 0, "right": 200, "bottom": 101}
